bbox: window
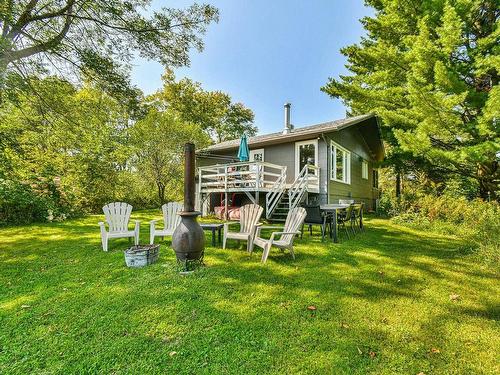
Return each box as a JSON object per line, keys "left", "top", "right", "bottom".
{"left": 295, "top": 140, "right": 318, "bottom": 176}
{"left": 249, "top": 148, "right": 264, "bottom": 162}
{"left": 330, "top": 141, "right": 351, "bottom": 184}
{"left": 362, "top": 160, "right": 368, "bottom": 180}
{"left": 373, "top": 169, "right": 379, "bottom": 188}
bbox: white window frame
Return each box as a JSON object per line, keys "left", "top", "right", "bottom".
{"left": 362, "top": 160, "right": 368, "bottom": 180}
{"left": 330, "top": 140, "right": 351, "bottom": 184}
{"left": 249, "top": 148, "right": 264, "bottom": 162}
{"left": 295, "top": 139, "right": 318, "bottom": 176}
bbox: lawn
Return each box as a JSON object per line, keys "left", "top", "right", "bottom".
{"left": 0, "top": 211, "right": 498, "bottom": 374}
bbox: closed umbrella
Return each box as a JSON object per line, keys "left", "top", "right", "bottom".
{"left": 237, "top": 134, "right": 250, "bottom": 162}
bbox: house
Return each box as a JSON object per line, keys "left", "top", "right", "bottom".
{"left": 196, "top": 103, "right": 384, "bottom": 220}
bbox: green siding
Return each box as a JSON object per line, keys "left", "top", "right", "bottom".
{"left": 262, "top": 143, "right": 296, "bottom": 184}
{"left": 325, "top": 127, "right": 379, "bottom": 209}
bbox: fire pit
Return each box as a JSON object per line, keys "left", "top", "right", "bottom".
{"left": 124, "top": 244, "right": 160, "bottom": 268}
{"left": 172, "top": 143, "right": 205, "bottom": 268}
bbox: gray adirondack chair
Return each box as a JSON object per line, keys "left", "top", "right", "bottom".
{"left": 149, "top": 202, "right": 183, "bottom": 244}
{"left": 223, "top": 204, "right": 263, "bottom": 252}
{"left": 253, "top": 207, "right": 307, "bottom": 263}
{"left": 98, "top": 202, "right": 140, "bottom": 251}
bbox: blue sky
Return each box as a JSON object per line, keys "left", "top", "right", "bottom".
{"left": 131, "top": 0, "right": 372, "bottom": 135}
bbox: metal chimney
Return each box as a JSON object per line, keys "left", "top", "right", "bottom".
{"left": 283, "top": 103, "right": 292, "bottom": 134}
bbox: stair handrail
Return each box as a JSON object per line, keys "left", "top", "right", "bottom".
{"left": 289, "top": 164, "right": 313, "bottom": 211}
{"left": 265, "top": 166, "right": 287, "bottom": 219}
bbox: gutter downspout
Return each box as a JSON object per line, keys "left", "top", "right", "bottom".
{"left": 321, "top": 133, "right": 330, "bottom": 204}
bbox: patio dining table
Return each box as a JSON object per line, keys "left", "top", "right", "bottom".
{"left": 320, "top": 204, "right": 360, "bottom": 243}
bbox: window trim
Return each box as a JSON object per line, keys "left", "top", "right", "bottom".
{"left": 249, "top": 148, "right": 264, "bottom": 162}
{"left": 362, "top": 160, "right": 369, "bottom": 180}
{"left": 330, "top": 140, "right": 351, "bottom": 185}
{"left": 295, "top": 139, "right": 318, "bottom": 176}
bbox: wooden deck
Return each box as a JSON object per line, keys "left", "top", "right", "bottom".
{"left": 197, "top": 161, "right": 320, "bottom": 219}
{"left": 198, "top": 161, "right": 287, "bottom": 194}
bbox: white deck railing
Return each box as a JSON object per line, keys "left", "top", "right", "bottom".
{"left": 265, "top": 166, "right": 287, "bottom": 218}
{"left": 289, "top": 165, "right": 319, "bottom": 211}
{"left": 198, "top": 161, "right": 287, "bottom": 193}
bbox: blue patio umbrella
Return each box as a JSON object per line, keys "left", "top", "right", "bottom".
{"left": 237, "top": 134, "right": 250, "bottom": 162}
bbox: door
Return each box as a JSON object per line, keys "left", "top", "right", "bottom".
{"left": 295, "top": 140, "right": 318, "bottom": 177}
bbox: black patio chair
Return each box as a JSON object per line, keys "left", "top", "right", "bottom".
{"left": 351, "top": 202, "right": 365, "bottom": 233}
{"left": 300, "top": 204, "right": 332, "bottom": 241}
{"left": 336, "top": 204, "right": 355, "bottom": 240}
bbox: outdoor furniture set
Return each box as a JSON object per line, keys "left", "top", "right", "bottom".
{"left": 98, "top": 200, "right": 364, "bottom": 263}
{"left": 302, "top": 200, "right": 365, "bottom": 243}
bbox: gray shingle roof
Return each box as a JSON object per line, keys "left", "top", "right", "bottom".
{"left": 203, "top": 113, "right": 375, "bottom": 152}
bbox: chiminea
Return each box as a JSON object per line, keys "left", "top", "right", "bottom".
{"left": 172, "top": 143, "right": 205, "bottom": 262}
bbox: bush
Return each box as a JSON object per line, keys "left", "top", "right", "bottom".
{"left": 383, "top": 192, "right": 500, "bottom": 266}
{"left": 0, "top": 178, "right": 74, "bottom": 226}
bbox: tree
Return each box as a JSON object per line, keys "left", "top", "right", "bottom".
{"left": 130, "top": 109, "right": 209, "bottom": 205}
{"left": 0, "top": 1, "right": 219, "bottom": 99}
{"left": 0, "top": 76, "right": 134, "bottom": 212}
{"left": 322, "top": 0, "right": 499, "bottom": 199}
{"left": 153, "top": 70, "right": 256, "bottom": 142}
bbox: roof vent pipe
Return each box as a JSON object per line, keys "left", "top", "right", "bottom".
{"left": 283, "top": 102, "right": 292, "bottom": 134}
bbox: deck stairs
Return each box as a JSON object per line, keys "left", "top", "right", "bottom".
{"left": 265, "top": 164, "right": 318, "bottom": 221}
{"left": 268, "top": 191, "right": 291, "bottom": 221}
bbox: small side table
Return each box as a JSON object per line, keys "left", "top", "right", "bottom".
{"left": 200, "top": 223, "right": 224, "bottom": 246}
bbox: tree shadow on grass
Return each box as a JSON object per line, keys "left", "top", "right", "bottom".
{"left": 1, "top": 214, "right": 498, "bottom": 373}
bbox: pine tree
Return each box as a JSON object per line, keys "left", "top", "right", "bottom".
{"left": 322, "top": 0, "right": 499, "bottom": 199}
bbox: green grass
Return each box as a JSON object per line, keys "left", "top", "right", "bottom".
{"left": 0, "top": 211, "right": 498, "bottom": 374}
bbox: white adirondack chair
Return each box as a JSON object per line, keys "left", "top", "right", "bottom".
{"left": 149, "top": 202, "right": 183, "bottom": 244}
{"left": 223, "top": 204, "right": 263, "bottom": 252}
{"left": 98, "top": 202, "right": 140, "bottom": 252}
{"left": 253, "top": 207, "right": 307, "bottom": 263}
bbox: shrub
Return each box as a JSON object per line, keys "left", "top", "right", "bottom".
{"left": 0, "top": 178, "right": 74, "bottom": 226}
{"left": 384, "top": 192, "right": 500, "bottom": 266}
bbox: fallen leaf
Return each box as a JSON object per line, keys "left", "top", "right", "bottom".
{"left": 381, "top": 317, "right": 389, "bottom": 324}
{"left": 378, "top": 270, "right": 384, "bottom": 276}
{"left": 169, "top": 351, "right": 177, "bottom": 357}
{"left": 450, "top": 294, "right": 460, "bottom": 301}
{"left": 21, "top": 305, "right": 30, "bottom": 309}
{"left": 417, "top": 372, "right": 426, "bottom": 375}
{"left": 307, "top": 305, "right": 317, "bottom": 311}
{"left": 357, "top": 347, "right": 363, "bottom": 355}
{"left": 369, "top": 351, "right": 376, "bottom": 358}
{"left": 430, "top": 348, "right": 440, "bottom": 354}
{"left": 340, "top": 322, "right": 350, "bottom": 329}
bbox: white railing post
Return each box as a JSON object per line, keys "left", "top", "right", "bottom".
{"left": 224, "top": 165, "right": 228, "bottom": 190}
{"left": 256, "top": 161, "right": 260, "bottom": 189}
{"left": 198, "top": 167, "right": 202, "bottom": 193}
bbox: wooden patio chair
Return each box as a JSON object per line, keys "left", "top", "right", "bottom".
{"left": 98, "top": 202, "right": 139, "bottom": 251}
{"left": 253, "top": 207, "right": 307, "bottom": 263}
{"left": 149, "top": 202, "right": 183, "bottom": 244}
{"left": 223, "top": 204, "right": 263, "bottom": 252}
